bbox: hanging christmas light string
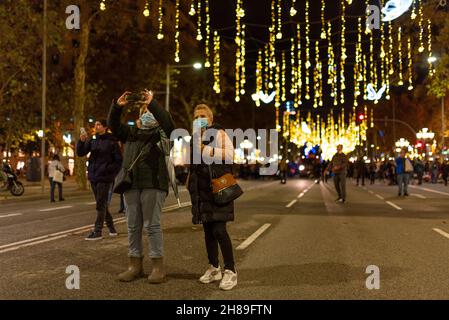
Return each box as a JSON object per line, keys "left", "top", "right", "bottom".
{"left": 328, "top": 21, "right": 337, "bottom": 106}
{"left": 354, "top": 17, "right": 362, "bottom": 107}
{"left": 386, "top": 21, "right": 392, "bottom": 100}
{"left": 427, "top": 18, "right": 435, "bottom": 76}
{"left": 157, "top": 0, "right": 164, "bottom": 40}
{"left": 255, "top": 49, "right": 263, "bottom": 105}
{"left": 275, "top": 65, "right": 281, "bottom": 131}
{"left": 398, "top": 26, "right": 404, "bottom": 86}
{"left": 189, "top": 0, "right": 196, "bottom": 16}
{"left": 174, "top": 0, "right": 180, "bottom": 62}
{"left": 281, "top": 51, "right": 286, "bottom": 102}
{"left": 340, "top": 0, "right": 347, "bottom": 105}
{"left": 276, "top": 0, "right": 283, "bottom": 39}
{"left": 264, "top": 44, "right": 270, "bottom": 91}
{"left": 143, "top": 0, "right": 150, "bottom": 17}
{"left": 100, "top": 0, "right": 106, "bottom": 11}
{"left": 296, "top": 24, "right": 302, "bottom": 107}
{"left": 320, "top": 0, "right": 326, "bottom": 40}
{"left": 269, "top": 0, "right": 276, "bottom": 89}
{"left": 204, "top": 0, "right": 211, "bottom": 67}
{"left": 235, "top": 0, "right": 246, "bottom": 102}
{"left": 418, "top": 0, "right": 425, "bottom": 53}
{"left": 196, "top": 0, "right": 203, "bottom": 41}
{"left": 305, "top": 0, "right": 311, "bottom": 100}
{"left": 411, "top": 0, "right": 417, "bottom": 20}
{"left": 213, "top": 31, "right": 221, "bottom": 94}
{"left": 290, "top": 0, "right": 297, "bottom": 16}
{"left": 290, "top": 39, "right": 296, "bottom": 96}
{"left": 407, "top": 35, "right": 413, "bottom": 90}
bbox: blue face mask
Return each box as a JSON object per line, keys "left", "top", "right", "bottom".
{"left": 193, "top": 117, "right": 208, "bottom": 129}
{"left": 140, "top": 112, "right": 158, "bottom": 129}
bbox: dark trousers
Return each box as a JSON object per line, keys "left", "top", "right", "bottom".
{"left": 356, "top": 172, "right": 365, "bottom": 186}
{"left": 203, "top": 222, "right": 235, "bottom": 272}
{"left": 417, "top": 172, "right": 423, "bottom": 185}
{"left": 334, "top": 172, "right": 346, "bottom": 200}
{"left": 91, "top": 182, "right": 114, "bottom": 233}
{"left": 49, "top": 178, "right": 63, "bottom": 201}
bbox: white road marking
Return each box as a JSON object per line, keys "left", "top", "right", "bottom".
{"left": 297, "top": 193, "right": 305, "bottom": 199}
{"left": 236, "top": 223, "right": 271, "bottom": 250}
{"left": 368, "top": 190, "right": 374, "bottom": 194}
{"left": 0, "top": 201, "right": 192, "bottom": 254}
{"left": 85, "top": 202, "right": 97, "bottom": 205}
{"left": 286, "top": 199, "right": 297, "bottom": 208}
{"left": 433, "top": 228, "right": 449, "bottom": 240}
{"left": 39, "top": 206, "right": 73, "bottom": 212}
{"left": 411, "top": 193, "right": 426, "bottom": 199}
{"left": 375, "top": 194, "right": 385, "bottom": 200}
{"left": 410, "top": 186, "right": 449, "bottom": 197}
{"left": 386, "top": 201, "right": 402, "bottom": 211}
{"left": 0, "top": 213, "right": 22, "bottom": 218}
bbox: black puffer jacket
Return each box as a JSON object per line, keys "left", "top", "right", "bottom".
{"left": 76, "top": 133, "right": 122, "bottom": 184}
{"left": 187, "top": 124, "right": 234, "bottom": 225}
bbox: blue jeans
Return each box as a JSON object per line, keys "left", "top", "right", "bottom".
{"left": 124, "top": 189, "right": 166, "bottom": 258}
{"left": 49, "top": 178, "right": 63, "bottom": 201}
{"left": 397, "top": 173, "right": 410, "bottom": 195}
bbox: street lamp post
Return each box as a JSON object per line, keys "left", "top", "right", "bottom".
{"left": 41, "top": 0, "right": 47, "bottom": 192}
{"left": 416, "top": 128, "right": 435, "bottom": 159}
{"left": 165, "top": 62, "right": 202, "bottom": 112}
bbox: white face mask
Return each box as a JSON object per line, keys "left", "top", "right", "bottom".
{"left": 139, "top": 112, "right": 158, "bottom": 129}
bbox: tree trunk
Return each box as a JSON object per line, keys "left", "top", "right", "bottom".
{"left": 73, "top": 11, "right": 94, "bottom": 191}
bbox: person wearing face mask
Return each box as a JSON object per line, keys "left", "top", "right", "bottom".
{"left": 108, "top": 90, "right": 175, "bottom": 284}
{"left": 186, "top": 104, "right": 238, "bottom": 291}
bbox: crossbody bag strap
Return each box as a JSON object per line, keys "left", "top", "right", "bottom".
{"left": 126, "top": 136, "right": 155, "bottom": 172}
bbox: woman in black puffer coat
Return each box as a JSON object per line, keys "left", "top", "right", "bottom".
{"left": 187, "top": 104, "right": 238, "bottom": 291}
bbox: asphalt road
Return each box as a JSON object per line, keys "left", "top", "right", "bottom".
{"left": 1, "top": 178, "right": 449, "bottom": 299}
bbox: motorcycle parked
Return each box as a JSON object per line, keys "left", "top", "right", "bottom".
{"left": 1, "top": 163, "right": 25, "bottom": 196}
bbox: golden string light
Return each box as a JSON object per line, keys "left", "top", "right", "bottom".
{"left": 398, "top": 26, "right": 404, "bottom": 86}
{"left": 157, "top": 0, "right": 164, "bottom": 40}
{"left": 369, "top": 24, "right": 374, "bottom": 84}
{"left": 354, "top": 17, "right": 362, "bottom": 104}
{"left": 275, "top": 65, "right": 281, "bottom": 131}
{"left": 327, "top": 21, "right": 337, "bottom": 106}
{"left": 407, "top": 35, "right": 413, "bottom": 90}
{"left": 189, "top": 0, "right": 196, "bottom": 16}
{"left": 427, "top": 18, "right": 435, "bottom": 76}
{"left": 143, "top": 0, "right": 150, "bottom": 17}
{"left": 281, "top": 51, "right": 286, "bottom": 102}
{"left": 256, "top": 49, "right": 263, "bottom": 102}
{"left": 276, "top": 0, "right": 283, "bottom": 39}
{"left": 418, "top": 0, "right": 425, "bottom": 52}
{"left": 213, "top": 31, "right": 221, "bottom": 94}
{"left": 235, "top": 0, "right": 246, "bottom": 102}
{"left": 320, "top": 0, "right": 326, "bottom": 40}
{"left": 174, "top": 0, "right": 180, "bottom": 62}
{"left": 204, "top": 0, "right": 211, "bottom": 67}
{"left": 296, "top": 24, "right": 302, "bottom": 106}
{"left": 264, "top": 44, "right": 270, "bottom": 91}
{"left": 196, "top": 0, "right": 203, "bottom": 41}
{"left": 388, "top": 22, "right": 394, "bottom": 76}
{"left": 269, "top": 0, "right": 276, "bottom": 89}
{"left": 290, "top": 0, "right": 297, "bottom": 16}
{"left": 100, "top": 0, "right": 106, "bottom": 11}
{"left": 385, "top": 22, "right": 391, "bottom": 100}
{"left": 305, "top": 0, "right": 311, "bottom": 100}
{"left": 290, "top": 39, "right": 296, "bottom": 96}
{"left": 340, "top": 0, "right": 347, "bottom": 104}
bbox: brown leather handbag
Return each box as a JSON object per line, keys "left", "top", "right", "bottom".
{"left": 208, "top": 166, "right": 243, "bottom": 205}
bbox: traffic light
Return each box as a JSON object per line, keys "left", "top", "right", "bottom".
{"left": 416, "top": 141, "right": 423, "bottom": 148}
{"left": 356, "top": 113, "right": 365, "bottom": 125}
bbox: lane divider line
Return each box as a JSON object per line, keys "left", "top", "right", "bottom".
{"left": 0, "top": 213, "right": 22, "bottom": 218}
{"left": 286, "top": 199, "right": 297, "bottom": 208}
{"left": 39, "top": 206, "right": 73, "bottom": 212}
{"left": 386, "top": 201, "right": 402, "bottom": 211}
{"left": 410, "top": 186, "right": 449, "bottom": 197}
{"left": 375, "top": 194, "right": 385, "bottom": 200}
{"left": 236, "top": 223, "right": 271, "bottom": 250}
{"left": 411, "top": 193, "right": 426, "bottom": 199}
{"left": 0, "top": 201, "right": 192, "bottom": 254}
{"left": 433, "top": 228, "right": 449, "bottom": 240}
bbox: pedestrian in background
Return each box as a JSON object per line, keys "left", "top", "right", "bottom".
{"left": 48, "top": 155, "right": 66, "bottom": 202}
{"left": 442, "top": 160, "right": 449, "bottom": 186}
{"left": 77, "top": 119, "right": 122, "bottom": 240}
{"left": 414, "top": 158, "right": 425, "bottom": 185}
{"left": 395, "top": 150, "right": 413, "bottom": 197}
{"left": 327, "top": 144, "right": 347, "bottom": 203}
{"left": 109, "top": 90, "right": 174, "bottom": 284}
{"left": 187, "top": 104, "right": 238, "bottom": 291}
{"left": 356, "top": 156, "right": 366, "bottom": 186}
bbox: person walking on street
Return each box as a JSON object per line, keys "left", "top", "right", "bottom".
{"left": 48, "top": 155, "right": 66, "bottom": 202}
{"left": 395, "top": 150, "right": 413, "bottom": 197}
{"left": 327, "top": 144, "right": 348, "bottom": 203}
{"left": 76, "top": 119, "right": 122, "bottom": 240}
{"left": 431, "top": 160, "right": 440, "bottom": 184}
{"left": 442, "top": 160, "right": 449, "bottom": 187}
{"left": 414, "top": 158, "right": 425, "bottom": 185}
{"left": 109, "top": 90, "right": 175, "bottom": 284}
{"left": 187, "top": 104, "right": 238, "bottom": 291}
{"left": 356, "top": 157, "right": 366, "bottom": 186}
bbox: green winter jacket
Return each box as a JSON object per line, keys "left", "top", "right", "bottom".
{"left": 107, "top": 100, "right": 175, "bottom": 192}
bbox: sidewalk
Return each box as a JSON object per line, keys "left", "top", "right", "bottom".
{"left": 0, "top": 176, "right": 91, "bottom": 202}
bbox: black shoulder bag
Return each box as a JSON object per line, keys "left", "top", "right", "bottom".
{"left": 113, "top": 136, "right": 154, "bottom": 194}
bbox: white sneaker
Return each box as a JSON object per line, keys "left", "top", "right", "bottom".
{"left": 219, "top": 269, "right": 237, "bottom": 291}
{"left": 199, "top": 265, "right": 222, "bottom": 284}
